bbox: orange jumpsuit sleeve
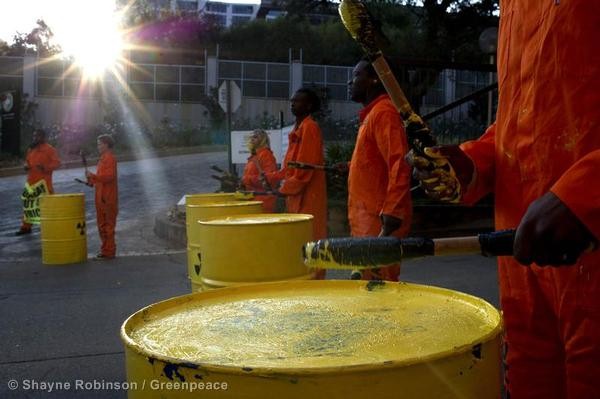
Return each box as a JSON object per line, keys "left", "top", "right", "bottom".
{"left": 373, "top": 110, "right": 411, "bottom": 219}
{"left": 241, "top": 156, "right": 258, "bottom": 189}
{"left": 551, "top": 149, "right": 600, "bottom": 240}
{"left": 88, "top": 158, "right": 116, "bottom": 184}
{"left": 279, "top": 124, "right": 322, "bottom": 196}
{"left": 242, "top": 150, "right": 278, "bottom": 190}
{"left": 459, "top": 123, "right": 497, "bottom": 205}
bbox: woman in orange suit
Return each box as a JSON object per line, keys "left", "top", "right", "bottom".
{"left": 86, "top": 135, "right": 118, "bottom": 260}
{"left": 241, "top": 129, "right": 278, "bottom": 212}
{"left": 268, "top": 88, "right": 327, "bottom": 278}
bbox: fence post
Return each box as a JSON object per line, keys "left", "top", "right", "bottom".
{"left": 23, "top": 55, "right": 36, "bottom": 98}
{"left": 290, "top": 59, "right": 303, "bottom": 96}
{"left": 206, "top": 55, "right": 218, "bottom": 94}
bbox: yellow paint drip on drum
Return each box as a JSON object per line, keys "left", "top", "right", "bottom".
{"left": 122, "top": 281, "right": 502, "bottom": 399}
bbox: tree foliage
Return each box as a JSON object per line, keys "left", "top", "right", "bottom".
{"left": 0, "top": 19, "right": 61, "bottom": 56}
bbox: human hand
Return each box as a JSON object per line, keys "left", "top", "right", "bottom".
{"left": 85, "top": 171, "right": 92, "bottom": 179}
{"left": 406, "top": 145, "right": 474, "bottom": 203}
{"left": 23, "top": 164, "right": 30, "bottom": 171}
{"left": 514, "top": 192, "right": 597, "bottom": 266}
{"left": 379, "top": 214, "right": 402, "bottom": 237}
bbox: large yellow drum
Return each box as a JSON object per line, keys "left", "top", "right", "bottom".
{"left": 122, "top": 280, "right": 503, "bottom": 399}
{"left": 195, "top": 214, "right": 315, "bottom": 290}
{"left": 40, "top": 193, "right": 87, "bottom": 265}
{"left": 186, "top": 201, "right": 263, "bottom": 291}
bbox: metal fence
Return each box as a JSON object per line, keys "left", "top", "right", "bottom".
{"left": 0, "top": 56, "right": 23, "bottom": 92}
{"left": 303, "top": 64, "right": 353, "bottom": 101}
{"left": 218, "top": 60, "right": 289, "bottom": 99}
{"left": 128, "top": 63, "right": 206, "bottom": 102}
{"left": 1, "top": 55, "right": 497, "bottom": 131}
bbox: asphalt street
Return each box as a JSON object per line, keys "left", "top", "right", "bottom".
{"left": 0, "top": 151, "right": 500, "bottom": 398}
{"left": 0, "top": 151, "right": 227, "bottom": 262}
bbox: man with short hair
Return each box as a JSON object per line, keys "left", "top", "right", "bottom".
{"left": 16, "top": 128, "right": 61, "bottom": 235}
{"left": 345, "top": 58, "right": 412, "bottom": 281}
{"left": 86, "top": 134, "right": 118, "bottom": 260}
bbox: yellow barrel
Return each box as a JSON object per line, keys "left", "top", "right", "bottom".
{"left": 196, "top": 214, "right": 315, "bottom": 290}
{"left": 122, "top": 280, "right": 503, "bottom": 399}
{"left": 40, "top": 193, "right": 87, "bottom": 265}
{"left": 185, "top": 193, "right": 242, "bottom": 206}
{"left": 186, "top": 201, "right": 264, "bottom": 292}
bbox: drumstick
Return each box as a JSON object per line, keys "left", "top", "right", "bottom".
{"left": 303, "top": 230, "right": 515, "bottom": 270}
{"left": 287, "top": 161, "right": 338, "bottom": 172}
{"left": 74, "top": 178, "right": 92, "bottom": 187}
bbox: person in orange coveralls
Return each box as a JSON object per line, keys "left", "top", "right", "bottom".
{"left": 408, "top": 2, "right": 599, "bottom": 397}
{"left": 16, "top": 128, "right": 61, "bottom": 235}
{"left": 267, "top": 88, "right": 327, "bottom": 278}
{"left": 241, "top": 129, "right": 278, "bottom": 212}
{"left": 344, "top": 58, "right": 412, "bottom": 282}
{"left": 86, "top": 135, "right": 118, "bottom": 260}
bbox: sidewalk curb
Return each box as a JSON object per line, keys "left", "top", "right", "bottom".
{"left": 153, "top": 212, "right": 186, "bottom": 248}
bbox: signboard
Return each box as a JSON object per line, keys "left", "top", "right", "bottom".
{"left": 21, "top": 179, "right": 49, "bottom": 224}
{"left": 231, "top": 125, "right": 293, "bottom": 165}
{"left": 218, "top": 80, "right": 241, "bottom": 113}
{"left": 0, "top": 90, "right": 21, "bottom": 155}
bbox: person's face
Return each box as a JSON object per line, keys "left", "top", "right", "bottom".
{"left": 97, "top": 140, "right": 108, "bottom": 154}
{"left": 32, "top": 131, "right": 44, "bottom": 145}
{"left": 290, "top": 91, "right": 311, "bottom": 118}
{"left": 247, "top": 132, "right": 260, "bottom": 150}
{"left": 348, "top": 60, "right": 372, "bottom": 103}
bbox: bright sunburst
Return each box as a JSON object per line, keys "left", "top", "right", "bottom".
{"left": 52, "top": 2, "right": 125, "bottom": 79}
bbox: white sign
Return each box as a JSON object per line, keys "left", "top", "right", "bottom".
{"left": 218, "top": 80, "right": 241, "bottom": 113}
{"left": 230, "top": 125, "right": 293, "bottom": 164}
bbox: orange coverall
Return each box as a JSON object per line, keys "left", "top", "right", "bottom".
{"left": 88, "top": 150, "right": 118, "bottom": 258}
{"left": 21, "top": 143, "right": 61, "bottom": 229}
{"left": 348, "top": 94, "right": 412, "bottom": 281}
{"left": 459, "top": 2, "right": 600, "bottom": 397}
{"left": 269, "top": 116, "right": 328, "bottom": 241}
{"left": 242, "top": 147, "right": 278, "bottom": 212}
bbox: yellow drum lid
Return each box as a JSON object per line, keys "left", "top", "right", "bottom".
{"left": 122, "top": 281, "right": 501, "bottom": 373}
{"left": 199, "top": 213, "right": 313, "bottom": 226}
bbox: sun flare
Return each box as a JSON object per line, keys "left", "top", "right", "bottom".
{"left": 52, "top": 2, "right": 125, "bottom": 79}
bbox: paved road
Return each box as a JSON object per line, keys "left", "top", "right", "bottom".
{"left": 0, "top": 151, "right": 228, "bottom": 262}
{"left": 0, "top": 150, "right": 501, "bottom": 398}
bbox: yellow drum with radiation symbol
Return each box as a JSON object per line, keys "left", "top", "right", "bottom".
{"left": 40, "top": 193, "right": 87, "bottom": 265}
{"left": 186, "top": 201, "right": 264, "bottom": 292}
{"left": 121, "top": 280, "right": 503, "bottom": 398}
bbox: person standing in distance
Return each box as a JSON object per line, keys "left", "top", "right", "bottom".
{"left": 86, "top": 134, "right": 118, "bottom": 260}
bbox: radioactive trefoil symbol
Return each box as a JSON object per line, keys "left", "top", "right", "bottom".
{"left": 194, "top": 252, "right": 202, "bottom": 275}
{"left": 76, "top": 221, "right": 86, "bottom": 236}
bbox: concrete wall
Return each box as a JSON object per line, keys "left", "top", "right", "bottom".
{"left": 34, "top": 97, "right": 211, "bottom": 128}
{"left": 34, "top": 96, "right": 359, "bottom": 130}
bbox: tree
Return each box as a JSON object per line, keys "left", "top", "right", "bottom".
{"left": 1, "top": 19, "right": 61, "bottom": 56}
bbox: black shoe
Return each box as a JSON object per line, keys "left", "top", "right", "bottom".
{"left": 15, "top": 229, "right": 32, "bottom": 236}
{"left": 92, "top": 253, "right": 115, "bottom": 261}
